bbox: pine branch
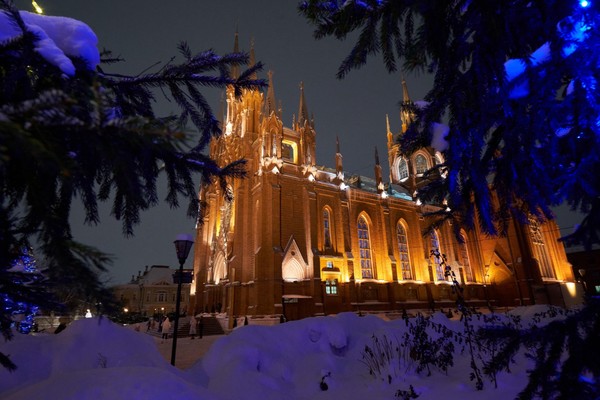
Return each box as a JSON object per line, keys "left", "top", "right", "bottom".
{"left": 0, "top": 2, "right": 266, "bottom": 364}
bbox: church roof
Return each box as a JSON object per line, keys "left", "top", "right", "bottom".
{"left": 126, "top": 265, "right": 191, "bottom": 286}
{"left": 317, "top": 167, "right": 412, "bottom": 201}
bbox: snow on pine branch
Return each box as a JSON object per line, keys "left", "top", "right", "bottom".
{"left": 0, "top": 10, "right": 99, "bottom": 76}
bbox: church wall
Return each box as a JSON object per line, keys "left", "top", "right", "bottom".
{"left": 279, "top": 172, "right": 310, "bottom": 260}
{"left": 255, "top": 172, "right": 283, "bottom": 315}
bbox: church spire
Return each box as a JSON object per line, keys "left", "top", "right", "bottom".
{"left": 374, "top": 146, "right": 384, "bottom": 194}
{"left": 265, "top": 70, "right": 277, "bottom": 116}
{"left": 335, "top": 135, "right": 344, "bottom": 182}
{"left": 231, "top": 29, "right": 240, "bottom": 79}
{"left": 249, "top": 37, "right": 257, "bottom": 80}
{"left": 297, "top": 81, "right": 310, "bottom": 128}
{"left": 386, "top": 114, "right": 392, "bottom": 134}
{"left": 402, "top": 78, "right": 411, "bottom": 103}
{"left": 400, "top": 78, "right": 414, "bottom": 134}
{"left": 386, "top": 113, "right": 393, "bottom": 140}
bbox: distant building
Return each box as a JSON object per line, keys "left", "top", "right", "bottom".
{"left": 191, "top": 37, "right": 580, "bottom": 321}
{"left": 112, "top": 265, "right": 193, "bottom": 316}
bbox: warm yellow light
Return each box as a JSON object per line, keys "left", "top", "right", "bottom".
{"left": 565, "top": 282, "right": 578, "bottom": 297}
{"left": 32, "top": 0, "right": 43, "bottom": 14}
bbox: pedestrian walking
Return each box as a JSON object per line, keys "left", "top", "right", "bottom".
{"left": 189, "top": 315, "right": 197, "bottom": 339}
{"left": 161, "top": 316, "right": 171, "bottom": 343}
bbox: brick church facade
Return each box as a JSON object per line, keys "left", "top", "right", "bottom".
{"left": 191, "top": 39, "right": 580, "bottom": 321}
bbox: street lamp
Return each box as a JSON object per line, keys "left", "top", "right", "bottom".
{"left": 578, "top": 268, "right": 588, "bottom": 294}
{"left": 171, "top": 233, "right": 194, "bottom": 366}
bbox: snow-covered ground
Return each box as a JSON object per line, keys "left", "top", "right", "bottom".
{"left": 0, "top": 306, "right": 574, "bottom": 400}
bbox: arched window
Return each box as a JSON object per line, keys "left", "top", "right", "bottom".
{"left": 459, "top": 231, "right": 474, "bottom": 282}
{"left": 430, "top": 230, "right": 445, "bottom": 281}
{"left": 282, "top": 142, "right": 294, "bottom": 162}
{"left": 358, "top": 216, "right": 373, "bottom": 279}
{"left": 323, "top": 208, "right": 332, "bottom": 249}
{"left": 282, "top": 139, "right": 298, "bottom": 163}
{"left": 414, "top": 154, "right": 429, "bottom": 175}
{"left": 528, "top": 217, "right": 556, "bottom": 279}
{"left": 396, "top": 222, "right": 412, "bottom": 280}
{"left": 398, "top": 158, "right": 409, "bottom": 181}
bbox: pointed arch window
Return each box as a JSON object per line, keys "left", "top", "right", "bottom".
{"left": 358, "top": 216, "right": 373, "bottom": 279}
{"left": 430, "top": 230, "right": 445, "bottom": 281}
{"left": 323, "top": 208, "right": 332, "bottom": 249}
{"left": 528, "top": 217, "right": 556, "bottom": 279}
{"left": 396, "top": 222, "right": 412, "bottom": 280}
{"left": 398, "top": 158, "right": 409, "bottom": 181}
{"left": 414, "top": 154, "right": 429, "bottom": 175}
{"left": 282, "top": 142, "right": 294, "bottom": 162}
{"left": 459, "top": 231, "right": 474, "bottom": 282}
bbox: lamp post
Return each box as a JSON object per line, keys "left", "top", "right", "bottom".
{"left": 171, "top": 234, "right": 194, "bottom": 366}
{"left": 578, "top": 268, "right": 588, "bottom": 294}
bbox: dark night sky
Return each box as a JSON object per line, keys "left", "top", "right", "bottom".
{"left": 16, "top": 1, "right": 581, "bottom": 284}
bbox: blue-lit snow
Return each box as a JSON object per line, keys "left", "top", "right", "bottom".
{"left": 0, "top": 306, "right": 575, "bottom": 400}
{"left": 0, "top": 11, "right": 99, "bottom": 75}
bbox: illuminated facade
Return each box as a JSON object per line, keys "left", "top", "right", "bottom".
{"left": 191, "top": 40, "right": 579, "bottom": 321}
{"left": 113, "top": 265, "right": 193, "bottom": 316}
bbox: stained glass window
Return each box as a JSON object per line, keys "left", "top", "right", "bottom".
{"left": 358, "top": 216, "right": 373, "bottom": 279}
{"left": 431, "top": 230, "right": 445, "bottom": 281}
{"left": 397, "top": 222, "right": 412, "bottom": 280}
{"left": 323, "top": 208, "right": 332, "bottom": 249}
{"left": 398, "top": 158, "right": 409, "bottom": 180}
{"left": 415, "top": 154, "right": 429, "bottom": 175}
{"left": 459, "top": 231, "right": 474, "bottom": 282}
{"left": 528, "top": 217, "right": 556, "bottom": 279}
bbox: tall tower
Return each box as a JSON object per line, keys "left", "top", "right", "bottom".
{"left": 387, "top": 79, "right": 443, "bottom": 197}
{"left": 194, "top": 33, "right": 267, "bottom": 314}
{"left": 193, "top": 34, "right": 319, "bottom": 317}
{"left": 388, "top": 79, "right": 417, "bottom": 194}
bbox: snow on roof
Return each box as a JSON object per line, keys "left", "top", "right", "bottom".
{"left": 0, "top": 11, "right": 99, "bottom": 75}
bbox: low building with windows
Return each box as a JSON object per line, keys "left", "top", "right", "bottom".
{"left": 192, "top": 38, "right": 580, "bottom": 321}
{"left": 567, "top": 247, "right": 600, "bottom": 296}
{"left": 113, "top": 265, "right": 193, "bottom": 317}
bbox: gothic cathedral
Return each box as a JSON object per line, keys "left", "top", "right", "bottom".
{"left": 191, "top": 38, "right": 579, "bottom": 321}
